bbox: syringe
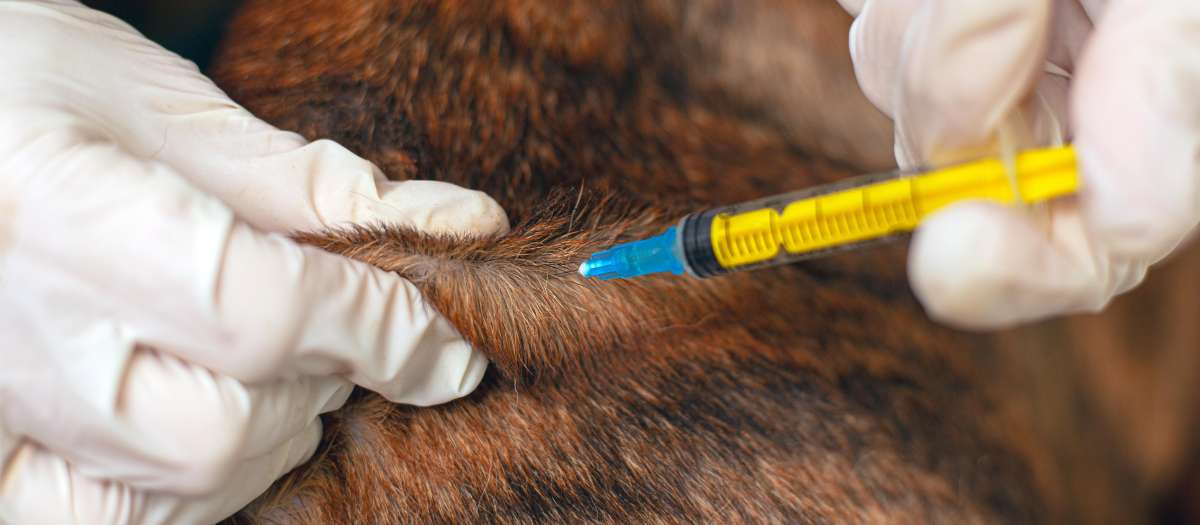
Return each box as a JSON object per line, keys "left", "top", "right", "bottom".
{"left": 578, "top": 145, "right": 1079, "bottom": 280}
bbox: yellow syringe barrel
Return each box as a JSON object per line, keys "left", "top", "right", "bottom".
{"left": 705, "top": 145, "right": 1078, "bottom": 271}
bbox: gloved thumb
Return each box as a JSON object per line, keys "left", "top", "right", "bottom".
{"left": 908, "top": 199, "right": 1145, "bottom": 329}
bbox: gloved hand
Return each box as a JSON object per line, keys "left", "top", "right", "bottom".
{"left": 0, "top": 1, "right": 508, "bottom": 523}
{"left": 838, "top": 0, "right": 1200, "bottom": 328}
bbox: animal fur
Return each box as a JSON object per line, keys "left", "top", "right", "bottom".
{"left": 208, "top": 1, "right": 1200, "bottom": 523}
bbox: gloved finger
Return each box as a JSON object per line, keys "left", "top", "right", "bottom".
{"left": 136, "top": 93, "right": 510, "bottom": 236}
{"left": 14, "top": 137, "right": 488, "bottom": 404}
{"left": 844, "top": 0, "right": 924, "bottom": 117}
{"left": 6, "top": 1, "right": 508, "bottom": 236}
{"left": 892, "top": 0, "right": 1054, "bottom": 167}
{"left": 165, "top": 419, "right": 324, "bottom": 524}
{"left": 0, "top": 418, "right": 322, "bottom": 525}
{"left": 3, "top": 346, "right": 348, "bottom": 495}
{"left": 1071, "top": 0, "right": 1200, "bottom": 262}
{"left": 847, "top": 0, "right": 1094, "bottom": 167}
{"left": 908, "top": 199, "right": 1146, "bottom": 329}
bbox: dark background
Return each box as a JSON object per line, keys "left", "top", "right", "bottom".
{"left": 83, "top": 0, "right": 240, "bottom": 70}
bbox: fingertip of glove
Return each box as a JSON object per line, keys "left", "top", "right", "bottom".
{"left": 908, "top": 199, "right": 1134, "bottom": 329}
{"left": 908, "top": 202, "right": 1034, "bottom": 330}
{"left": 413, "top": 338, "right": 489, "bottom": 406}
{"left": 370, "top": 339, "right": 490, "bottom": 408}
{"left": 356, "top": 289, "right": 491, "bottom": 407}
{"left": 376, "top": 180, "right": 510, "bottom": 238}
{"left": 453, "top": 345, "right": 490, "bottom": 399}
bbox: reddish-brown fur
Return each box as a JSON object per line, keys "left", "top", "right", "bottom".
{"left": 209, "top": 1, "right": 1200, "bottom": 523}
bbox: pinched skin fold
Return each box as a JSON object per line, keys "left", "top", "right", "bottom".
{"left": 277, "top": 209, "right": 1030, "bottom": 524}
{"left": 265, "top": 188, "right": 1036, "bottom": 523}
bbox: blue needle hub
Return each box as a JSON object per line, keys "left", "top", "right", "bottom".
{"left": 578, "top": 227, "right": 686, "bottom": 280}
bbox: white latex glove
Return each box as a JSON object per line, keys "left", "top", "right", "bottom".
{"left": 0, "top": 1, "right": 509, "bottom": 523}
{"left": 838, "top": 0, "right": 1200, "bottom": 329}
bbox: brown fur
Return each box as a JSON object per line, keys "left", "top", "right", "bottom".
{"left": 208, "top": 1, "right": 1200, "bottom": 523}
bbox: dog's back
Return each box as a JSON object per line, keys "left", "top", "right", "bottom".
{"left": 209, "top": 1, "right": 1200, "bottom": 523}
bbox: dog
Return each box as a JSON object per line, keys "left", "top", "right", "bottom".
{"left": 209, "top": 1, "right": 1200, "bottom": 522}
